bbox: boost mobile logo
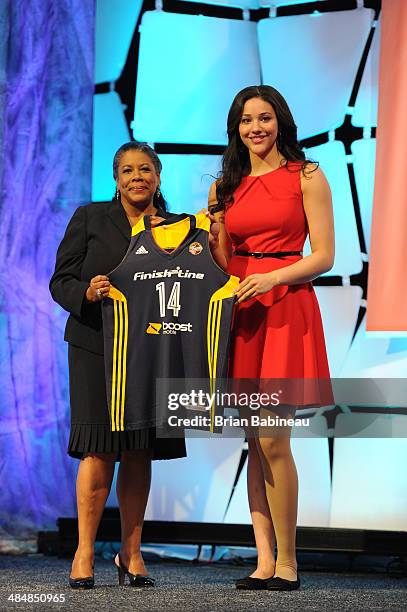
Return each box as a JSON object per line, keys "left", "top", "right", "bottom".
{"left": 146, "top": 323, "right": 162, "bottom": 334}
{"left": 146, "top": 322, "right": 193, "bottom": 335}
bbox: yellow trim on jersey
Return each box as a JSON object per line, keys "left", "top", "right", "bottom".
{"left": 209, "top": 301, "right": 222, "bottom": 432}
{"left": 111, "top": 300, "right": 118, "bottom": 430}
{"left": 206, "top": 275, "right": 239, "bottom": 432}
{"left": 120, "top": 299, "right": 128, "bottom": 432}
{"left": 209, "top": 275, "right": 239, "bottom": 302}
{"left": 194, "top": 213, "right": 211, "bottom": 232}
{"left": 116, "top": 299, "right": 123, "bottom": 431}
{"left": 131, "top": 216, "right": 147, "bottom": 237}
{"left": 151, "top": 216, "right": 192, "bottom": 250}
{"left": 108, "top": 286, "right": 127, "bottom": 302}
{"left": 132, "top": 213, "right": 209, "bottom": 247}
{"left": 107, "top": 285, "right": 128, "bottom": 431}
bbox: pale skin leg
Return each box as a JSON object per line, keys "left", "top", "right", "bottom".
{"left": 252, "top": 407, "right": 299, "bottom": 581}
{"left": 70, "top": 449, "right": 153, "bottom": 579}
{"left": 247, "top": 438, "right": 277, "bottom": 578}
{"left": 70, "top": 453, "right": 116, "bottom": 579}
{"left": 116, "top": 449, "right": 153, "bottom": 575}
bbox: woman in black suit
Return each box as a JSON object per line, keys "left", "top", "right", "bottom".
{"left": 50, "top": 142, "right": 186, "bottom": 589}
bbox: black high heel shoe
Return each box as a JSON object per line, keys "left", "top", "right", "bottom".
{"left": 69, "top": 575, "right": 94, "bottom": 589}
{"left": 114, "top": 553, "right": 155, "bottom": 588}
{"left": 69, "top": 560, "right": 94, "bottom": 589}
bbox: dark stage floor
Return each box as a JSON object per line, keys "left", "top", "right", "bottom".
{"left": 0, "top": 555, "right": 406, "bottom": 611}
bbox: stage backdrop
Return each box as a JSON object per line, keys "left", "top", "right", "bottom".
{"left": 366, "top": 0, "right": 407, "bottom": 334}
{"left": 1, "top": 0, "right": 407, "bottom": 542}
{"left": 94, "top": 0, "right": 407, "bottom": 532}
{"left": 0, "top": 0, "right": 95, "bottom": 542}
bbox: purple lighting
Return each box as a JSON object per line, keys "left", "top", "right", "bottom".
{"left": 0, "top": 0, "right": 95, "bottom": 539}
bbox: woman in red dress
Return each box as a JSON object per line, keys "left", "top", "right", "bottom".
{"left": 208, "top": 85, "right": 334, "bottom": 591}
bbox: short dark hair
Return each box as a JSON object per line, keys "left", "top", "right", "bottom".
{"left": 112, "top": 141, "right": 166, "bottom": 210}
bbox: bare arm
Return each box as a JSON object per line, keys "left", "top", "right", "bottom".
{"left": 234, "top": 166, "right": 335, "bottom": 302}
{"left": 207, "top": 181, "right": 233, "bottom": 271}
{"left": 274, "top": 165, "right": 334, "bottom": 285}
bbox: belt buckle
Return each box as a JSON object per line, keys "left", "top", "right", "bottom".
{"left": 252, "top": 252, "right": 264, "bottom": 259}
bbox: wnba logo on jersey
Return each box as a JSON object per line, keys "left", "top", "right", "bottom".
{"left": 146, "top": 322, "right": 193, "bottom": 335}
{"left": 189, "top": 242, "right": 203, "bottom": 255}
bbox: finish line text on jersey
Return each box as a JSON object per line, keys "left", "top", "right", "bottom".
{"left": 134, "top": 267, "right": 205, "bottom": 280}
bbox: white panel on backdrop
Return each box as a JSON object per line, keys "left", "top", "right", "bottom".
{"left": 95, "top": 0, "right": 142, "bottom": 83}
{"left": 340, "top": 314, "right": 407, "bottom": 378}
{"left": 224, "top": 435, "right": 331, "bottom": 527}
{"left": 352, "top": 138, "right": 376, "bottom": 254}
{"left": 159, "top": 155, "right": 222, "bottom": 214}
{"left": 314, "top": 287, "right": 362, "bottom": 377}
{"left": 334, "top": 413, "right": 407, "bottom": 438}
{"left": 143, "top": 438, "right": 244, "bottom": 522}
{"left": 258, "top": 9, "right": 374, "bottom": 139}
{"left": 133, "top": 12, "right": 260, "bottom": 144}
{"left": 292, "top": 437, "right": 331, "bottom": 527}
{"left": 180, "top": 0, "right": 258, "bottom": 8}
{"left": 352, "top": 22, "right": 380, "bottom": 128}
{"left": 180, "top": 0, "right": 327, "bottom": 7}
{"left": 259, "top": 0, "right": 327, "bottom": 5}
{"left": 223, "top": 454, "right": 250, "bottom": 524}
{"left": 303, "top": 141, "right": 362, "bottom": 277}
{"left": 92, "top": 93, "right": 130, "bottom": 202}
{"left": 330, "top": 416, "right": 407, "bottom": 531}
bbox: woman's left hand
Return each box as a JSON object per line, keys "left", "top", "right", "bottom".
{"left": 233, "top": 272, "right": 280, "bottom": 303}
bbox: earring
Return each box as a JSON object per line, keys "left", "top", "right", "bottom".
{"left": 156, "top": 187, "right": 161, "bottom": 199}
{"left": 115, "top": 188, "right": 120, "bottom": 200}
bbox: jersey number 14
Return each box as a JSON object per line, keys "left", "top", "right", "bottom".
{"left": 156, "top": 282, "right": 181, "bottom": 317}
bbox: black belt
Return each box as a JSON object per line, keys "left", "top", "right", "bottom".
{"left": 234, "top": 250, "right": 303, "bottom": 259}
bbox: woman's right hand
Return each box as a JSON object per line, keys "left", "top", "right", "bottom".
{"left": 198, "top": 208, "right": 220, "bottom": 250}
{"left": 86, "top": 275, "right": 110, "bottom": 303}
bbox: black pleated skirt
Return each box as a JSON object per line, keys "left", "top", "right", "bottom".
{"left": 67, "top": 344, "right": 186, "bottom": 461}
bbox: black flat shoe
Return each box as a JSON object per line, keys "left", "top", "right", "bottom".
{"left": 114, "top": 554, "right": 155, "bottom": 588}
{"left": 235, "top": 575, "right": 273, "bottom": 590}
{"left": 69, "top": 576, "right": 94, "bottom": 589}
{"left": 266, "top": 574, "right": 300, "bottom": 591}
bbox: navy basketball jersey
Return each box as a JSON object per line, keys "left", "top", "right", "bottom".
{"left": 102, "top": 213, "right": 239, "bottom": 433}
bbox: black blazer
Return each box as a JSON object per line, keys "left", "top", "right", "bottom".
{"left": 49, "top": 201, "right": 170, "bottom": 355}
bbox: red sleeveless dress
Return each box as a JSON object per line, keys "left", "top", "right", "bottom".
{"left": 225, "top": 161, "right": 332, "bottom": 406}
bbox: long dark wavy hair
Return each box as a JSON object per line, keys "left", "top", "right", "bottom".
{"left": 214, "top": 85, "right": 317, "bottom": 211}
{"left": 113, "top": 141, "right": 167, "bottom": 211}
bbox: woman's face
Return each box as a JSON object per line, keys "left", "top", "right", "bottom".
{"left": 116, "top": 150, "right": 160, "bottom": 208}
{"left": 238, "top": 97, "right": 279, "bottom": 158}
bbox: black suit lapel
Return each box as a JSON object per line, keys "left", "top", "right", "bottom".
{"left": 106, "top": 201, "right": 132, "bottom": 241}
